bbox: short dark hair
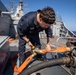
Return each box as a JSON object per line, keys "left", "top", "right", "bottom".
{"left": 38, "top": 6, "right": 56, "bottom": 24}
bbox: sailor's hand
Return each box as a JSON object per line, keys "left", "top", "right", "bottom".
{"left": 45, "top": 44, "right": 52, "bottom": 52}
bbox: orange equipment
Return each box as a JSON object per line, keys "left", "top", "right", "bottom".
{"left": 11, "top": 46, "right": 71, "bottom": 73}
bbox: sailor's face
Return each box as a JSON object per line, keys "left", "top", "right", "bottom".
{"left": 39, "top": 18, "right": 50, "bottom": 28}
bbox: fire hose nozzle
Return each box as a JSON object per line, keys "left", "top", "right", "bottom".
{"left": 31, "top": 46, "right": 35, "bottom": 50}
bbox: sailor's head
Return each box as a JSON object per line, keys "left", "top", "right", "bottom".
{"left": 37, "top": 6, "right": 56, "bottom": 28}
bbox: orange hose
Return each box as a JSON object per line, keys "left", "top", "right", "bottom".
{"left": 39, "top": 46, "right": 70, "bottom": 54}
{"left": 49, "top": 46, "right": 70, "bottom": 53}
{"left": 11, "top": 52, "right": 36, "bottom": 73}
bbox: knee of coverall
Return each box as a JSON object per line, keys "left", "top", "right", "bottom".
{"left": 18, "top": 36, "right": 26, "bottom": 52}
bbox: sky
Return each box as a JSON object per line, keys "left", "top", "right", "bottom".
{"left": 1, "top": 0, "right": 76, "bottom": 31}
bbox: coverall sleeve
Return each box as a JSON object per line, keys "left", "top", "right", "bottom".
{"left": 17, "top": 17, "right": 29, "bottom": 37}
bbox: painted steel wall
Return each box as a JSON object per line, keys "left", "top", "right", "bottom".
{"left": 0, "top": 1, "right": 8, "bottom": 12}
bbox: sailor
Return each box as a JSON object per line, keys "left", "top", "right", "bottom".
{"left": 17, "top": 6, "right": 56, "bottom": 66}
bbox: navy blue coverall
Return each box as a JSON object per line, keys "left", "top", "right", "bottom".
{"left": 17, "top": 11, "right": 52, "bottom": 64}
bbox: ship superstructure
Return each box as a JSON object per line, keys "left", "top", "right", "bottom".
{"left": 11, "top": 0, "right": 25, "bottom": 33}
{"left": 11, "top": 0, "right": 24, "bottom": 20}
{"left": 52, "top": 19, "right": 75, "bottom": 37}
